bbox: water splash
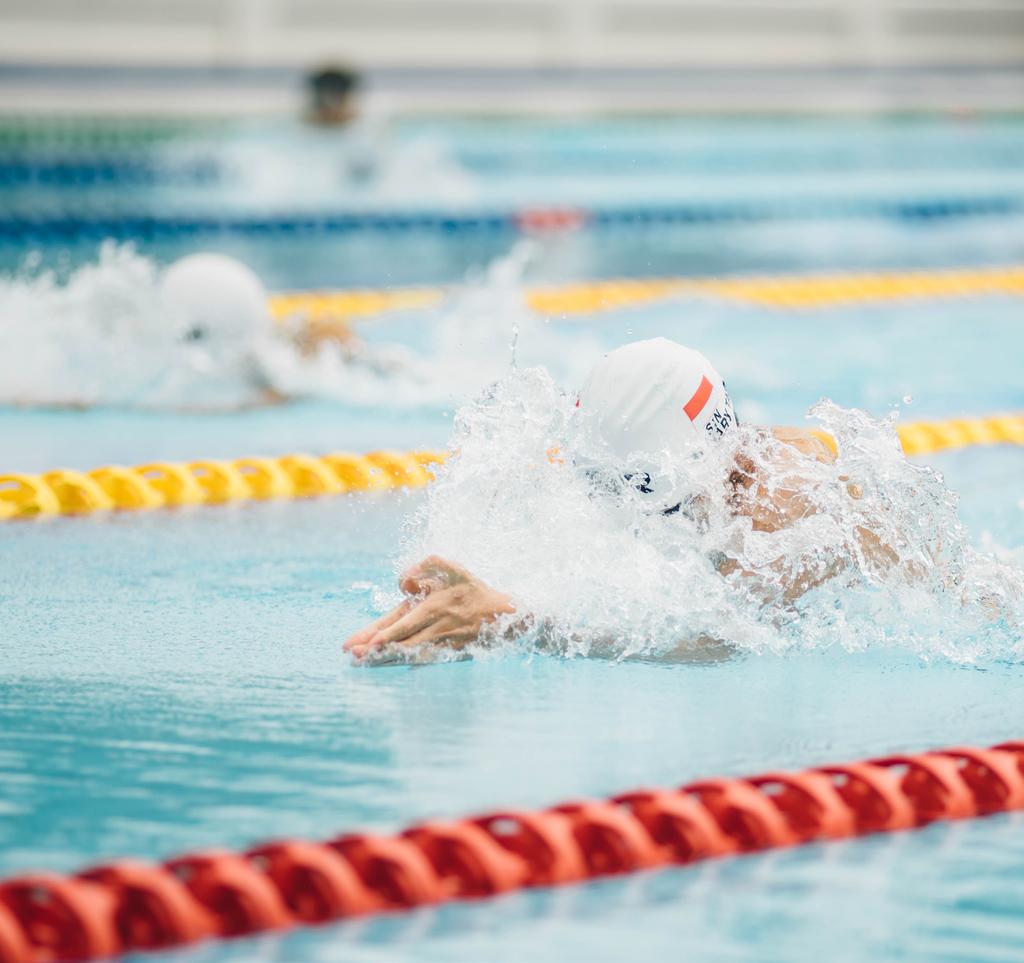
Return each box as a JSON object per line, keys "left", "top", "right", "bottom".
{"left": 186, "top": 120, "right": 479, "bottom": 209}
{"left": 0, "top": 243, "right": 278, "bottom": 408}
{"left": 0, "top": 242, "right": 601, "bottom": 411}
{"left": 257, "top": 240, "right": 603, "bottom": 407}
{"left": 394, "top": 367, "right": 1024, "bottom": 665}
{"left": 0, "top": 241, "right": 432, "bottom": 410}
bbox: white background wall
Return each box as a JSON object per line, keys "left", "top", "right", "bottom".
{"left": 1, "top": 0, "right": 1023, "bottom": 69}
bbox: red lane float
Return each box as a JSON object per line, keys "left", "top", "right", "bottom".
{"left": 2, "top": 739, "right": 1024, "bottom": 963}
{"left": 515, "top": 207, "right": 588, "bottom": 233}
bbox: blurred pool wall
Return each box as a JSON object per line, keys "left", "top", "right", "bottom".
{"left": 2, "top": 0, "right": 1023, "bottom": 116}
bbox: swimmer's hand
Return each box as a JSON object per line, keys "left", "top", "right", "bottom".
{"left": 343, "top": 556, "right": 516, "bottom": 665}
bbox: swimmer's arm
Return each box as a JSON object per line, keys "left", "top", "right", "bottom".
{"left": 343, "top": 556, "right": 519, "bottom": 664}
{"left": 293, "top": 318, "right": 358, "bottom": 356}
{"left": 730, "top": 428, "right": 848, "bottom": 600}
{"left": 344, "top": 557, "right": 733, "bottom": 664}
{"left": 741, "top": 429, "right": 901, "bottom": 598}
{"left": 770, "top": 427, "right": 836, "bottom": 465}
{"left": 718, "top": 553, "right": 847, "bottom": 605}
{"left": 774, "top": 433, "right": 906, "bottom": 577}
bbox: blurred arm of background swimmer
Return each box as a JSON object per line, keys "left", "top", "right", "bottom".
{"left": 292, "top": 318, "right": 359, "bottom": 356}
{"left": 289, "top": 318, "right": 409, "bottom": 377}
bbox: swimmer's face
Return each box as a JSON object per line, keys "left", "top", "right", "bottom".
{"left": 582, "top": 444, "right": 764, "bottom": 529}
{"left": 582, "top": 463, "right": 701, "bottom": 521}
{"left": 181, "top": 324, "right": 209, "bottom": 344}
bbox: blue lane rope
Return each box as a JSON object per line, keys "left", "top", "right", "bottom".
{"left": 455, "top": 146, "right": 1024, "bottom": 175}
{"left": 0, "top": 196, "right": 1019, "bottom": 242}
{"left": 0, "top": 158, "right": 221, "bottom": 188}
{"left": 5, "top": 144, "right": 1024, "bottom": 184}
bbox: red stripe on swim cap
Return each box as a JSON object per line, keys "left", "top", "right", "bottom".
{"left": 683, "top": 375, "right": 713, "bottom": 422}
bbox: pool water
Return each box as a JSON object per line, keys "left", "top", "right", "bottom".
{"left": 4, "top": 115, "right": 1024, "bottom": 286}
{"left": 3, "top": 292, "right": 1022, "bottom": 468}
{"left": 2, "top": 115, "right": 1024, "bottom": 962}
{"left": 2, "top": 448, "right": 1024, "bottom": 962}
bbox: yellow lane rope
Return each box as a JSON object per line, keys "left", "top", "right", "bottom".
{"left": 3, "top": 414, "right": 1023, "bottom": 521}
{"left": 269, "top": 265, "right": 1024, "bottom": 324}
{"left": 808, "top": 415, "right": 1024, "bottom": 457}
{"left": 0, "top": 450, "right": 447, "bottom": 520}
{"left": 895, "top": 413, "right": 1024, "bottom": 456}
{"left": 269, "top": 287, "right": 443, "bottom": 325}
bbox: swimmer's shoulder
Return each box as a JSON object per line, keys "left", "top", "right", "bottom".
{"left": 769, "top": 427, "right": 837, "bottom": 465}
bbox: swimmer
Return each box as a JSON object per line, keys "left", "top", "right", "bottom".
{"left": 2, "top": 245, "right": 398, "bottom": 409}
{"left": 163, "top": 251, "right": 360, "bottom": 354}
{"left": 303, "top": 65, "right": 384, "bottom": 184}
{"left": 344, "top": 337, "right": 904, "bottom": 663}
{"left": 160, "top": 252, "right": 396, "bottom": 408}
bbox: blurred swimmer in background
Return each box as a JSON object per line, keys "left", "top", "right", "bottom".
{"left": 302, "top": 65, "right": 380, "bottom": 185}
{"left": 198, "top": 63, "right": 472, "bottom": 205}
{"left": 306, "top": 66, "right": 362, "bottom": 127}
{"left": 153, "top": 252, "right": 415, "bottom": 407}
{"left": 344, "top": 338, "right": 914, "bottom": 663}
{"left": 295, "top": 63, "right": 474, "bottom": 196}
{"left": 296, "top": 64, "right": 385, "bottom": 186}
{"left": 161, "top": 251, "right": 370, "bottom": 368}
{"left": 0, "top": 247, "right": 405, "bottom": 409}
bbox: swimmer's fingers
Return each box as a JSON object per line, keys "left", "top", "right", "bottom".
{"left": 354, "top": 628, "right": 468, "bottom": 666}
{"left": 348, "top": 615, "right": 464, "bottom": 665}
{"left": 342, "top": 598, "right": 415, "bottom": 651}
{"left": 365, "top": 595, "right": 451, "bottom": 649}
{"left": 345, "top": 558, "right": 470, "bottom": 657}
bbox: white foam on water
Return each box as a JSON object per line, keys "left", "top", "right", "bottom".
{"left": 191, "top": 120, "right": 479, "bottom": 210}
{"left": 262, "top": 240, "right": 605, "bottom": 409}
{"left": 0, "top": 242, "right": 602, "bottom": 411}
{"left": 0, "top": 243, "right": 280, "bottom": 409}
{"left": 390, "top": 366, "right": 1024, "bottom": 665}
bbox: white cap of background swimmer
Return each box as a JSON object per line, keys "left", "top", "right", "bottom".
{"left": 575, "top": 338, "right": 736, "bottom": 510}
{"left": 154, "top": 252, "right": 275, "bottom": 405}
{"left": 160, "top": 253, "right": 271, "bottom": 348}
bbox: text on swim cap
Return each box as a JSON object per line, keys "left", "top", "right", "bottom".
{"left": 704, "top": 386, "right": 736, "bottom": 438}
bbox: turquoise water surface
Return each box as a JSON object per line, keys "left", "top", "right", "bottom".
{"left": 2, "top": 115, "right": 1024, "bottom": 962}
{"left": 2, "top": 446, "right": 1024, "bottom": 961}
{"left": 3, "top": 301, "right": 1024, "bottom": 961}
{"left": 4, "top": 115, "right": 1024, "bottom": 285}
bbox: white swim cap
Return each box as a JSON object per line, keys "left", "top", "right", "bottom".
{"left": 575, "top": 337, "right": 736, "bottom": 508}
{"left": 160, "top": 253, "right": 270, "bottom": 346}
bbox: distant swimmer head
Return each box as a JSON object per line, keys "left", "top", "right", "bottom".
{"left": 157, "top": 252, "right": 276, "bottom": 403}
{"left": 574, "top": 337, "right": 737, "bottom": 513}
{"left": 307, "top": 65, "right": 361, "bottom": 126}
{"left": 160, "top": 253, "right": 272, "bottom": 352}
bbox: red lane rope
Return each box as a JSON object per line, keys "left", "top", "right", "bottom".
{"left": 2, "top": 739, "right": 1023, "bottom": 963}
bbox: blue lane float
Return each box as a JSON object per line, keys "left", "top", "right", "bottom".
{"left": 0, "top": 158, "right": 221, "bottom": 188}
{"left": 0, "top": 196, "right": 1020, "bottom": 243}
